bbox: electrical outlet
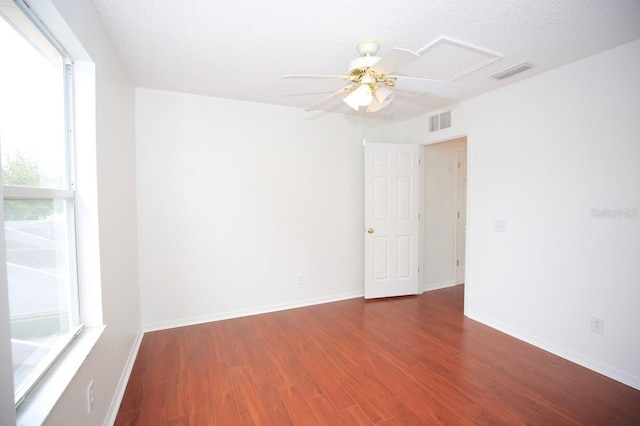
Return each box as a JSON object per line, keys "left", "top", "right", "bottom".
{"left": 87, "top": 380, "right": 95, "bottom": 413}
{"left": 296, "top": 273, "right": 303, "bottom": 285}
{"left": 590, "top": 316, "right": 604, "bottom": 335}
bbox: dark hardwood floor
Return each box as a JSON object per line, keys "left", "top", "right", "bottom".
{"left": 115, "top": 285, "right": 640, "bottom": 425}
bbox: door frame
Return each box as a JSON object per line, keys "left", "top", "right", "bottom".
{"left": 454, "top": 149, "right": 467, "bottom": 285}
{"left": 419, "top": 134, "right": 471, "bottom": 315}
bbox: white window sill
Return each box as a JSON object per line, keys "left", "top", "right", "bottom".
{"left": 16, "top": 325, "right": 106, "bottom": 425}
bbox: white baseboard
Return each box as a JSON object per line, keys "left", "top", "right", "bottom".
{"left": 142, "top": 290, "right": 364, "bottom": 333}
{"left": 423, "top": 280, "right": 456, "bottom": 292}
{"left": 466, "top": 309, "right": 640, "bottom": 391}
{"left": 104, "top": 329, "right": 144, "bottom": 426}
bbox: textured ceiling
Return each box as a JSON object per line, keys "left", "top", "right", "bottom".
{"left": 92, "top": 0, "right": 640, "bottom": 120}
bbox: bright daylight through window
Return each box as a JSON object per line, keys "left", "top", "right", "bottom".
{"left": 0, "top": 3, "right": 81, "bottom": 405}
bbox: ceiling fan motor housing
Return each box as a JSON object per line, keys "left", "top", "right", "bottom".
{"left": 356, "top": 39, "right": 380, "bottom": 56}
{"left": 349, "top": 39, "right": 381, "bottom": 73}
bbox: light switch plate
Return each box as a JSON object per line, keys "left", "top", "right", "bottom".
{"left": 494, "top": 219, "right": 507, "bottom": 233}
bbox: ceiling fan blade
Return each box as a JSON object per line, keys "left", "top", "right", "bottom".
{"left": 304, "top": 87, "right": 351, "bottom": 111}
{"left": 392, "top": 76, "right": 462, "bottom": 98}
{"left": 282, "top": 74, "right": 350, "bottom": 80}
{"left": 370, "top": 48, "right": 419, "bottom": 75}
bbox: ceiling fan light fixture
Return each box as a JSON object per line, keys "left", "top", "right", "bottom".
{"left": 343, "top": 84, "right": 373, "bottom": 111}
{"left": 366, "top": 96, "right": 391, "bottom": 113}
{"left": 374, "top": 85, "right": 393, "bottom": 104}
{"left": 367, "top": 86, "right": 394, "bottom": 112}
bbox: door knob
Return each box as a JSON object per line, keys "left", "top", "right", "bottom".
{"left": 367, "top": 228, "right": 374, "bottom": 234}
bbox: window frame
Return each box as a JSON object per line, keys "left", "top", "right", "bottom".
{"left": 1, "top": 0, "right": 82, "bottom": 407}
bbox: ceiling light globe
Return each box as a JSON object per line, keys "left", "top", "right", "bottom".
{"left": 344, "top": 84, "right": 373, "bottom": 111}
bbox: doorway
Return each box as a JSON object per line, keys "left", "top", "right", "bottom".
{"left": 422, "top": 136, "right": 467, "bottom": 292}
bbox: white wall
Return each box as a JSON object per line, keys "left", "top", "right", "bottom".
{"left": 406, "top": 39, "right": 640, "bottom": 389}
{"left": 136, "top": 89, "right": 380, "bottom": 329}
{"left": 423, "top": 138, "right": 466, "bottom": 290}
{"left": 33, "top": 1, "right": 141, "bottom": 424}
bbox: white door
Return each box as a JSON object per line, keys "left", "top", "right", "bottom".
{"left": 455, "top": 150, "right": 467, "bottom": 284}
{"left": 364, "top": 143, "right": 420, "bottom": 299}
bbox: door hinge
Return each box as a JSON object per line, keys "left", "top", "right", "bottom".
{"left": 456, "top": 259, "right": 459, "bottom": 267}
{"left": 457, "top": 211, "right": 460, "bottom": 218}
{"left": 418, "top": 158, "right": 421, "bottom": 166}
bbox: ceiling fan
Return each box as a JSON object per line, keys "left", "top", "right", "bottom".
{"left": 282, "top": 39, "right": 462, "bottom": 113}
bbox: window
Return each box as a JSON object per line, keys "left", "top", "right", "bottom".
{"left": 0, "top": 2, "right": 81, "bottom": 406}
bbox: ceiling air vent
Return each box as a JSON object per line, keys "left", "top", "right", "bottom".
{"left": 491, "top": 62, "right": 533, "bottom": 80}
{"left": 429, "top": 110, "right": 451, "bottom": 132}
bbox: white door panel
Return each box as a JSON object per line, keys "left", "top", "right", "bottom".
{"left": 365, "top": 143, "right": 420, "bottom": 299}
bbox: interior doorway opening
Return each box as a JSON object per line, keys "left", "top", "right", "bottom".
{"left": 422, "top": 136, "right": 467, "bottom": 294}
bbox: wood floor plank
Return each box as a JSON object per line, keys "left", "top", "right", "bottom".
{"left": 229, "top": 364, "right": 270, "bottom": 424}
{"left": 218, "top": 320, "right": 249, "bottom": 366}
{"left": 144, "top": 330, "right": 180, "bottom": 387}
{"left": 376, "top": 395, "right": 426, "bottom": 426}
{"left": 324, "top": 362, "right": 395, "bottom": 424}
{"left": 184, "top": 357, "right": 217, "bottom": 425}
{"left": 278, "top": 384, "right": 322, "bottom": 426}
{"left": 260, "top": 348, "right": 299, "bottom": 389}
{"left": 116, "top": 374, "right": 144, "bottom": 415}
{"left": 113, "top": 409, "right": 140, "bottom": 426}
{"left": 376, "top": 419, "right": 402, "bottom": 426}
{"left": 280, "top": 351, "right": 325, "bottom": 399}
{"left": 339, "top": 405, "right": 375, "bottom": 426}
{"left": 349, "top": 345, "right": 428, "bottom": 404}
{"left": 136, "top": 382, "right": 169, "bottom": 426}
{"left": 165, "top": 415, "right": 190, "bottom": 425}
{"left": 307, "top": 394, "right": 347, "bottom": 426}
{"left": 116, "top": 285, "right": 640, "bottom": 425}
{"left": 295, "top": 343, "right": 356, "bottom": 411}
{"left": 252, "top": 371, "right": 295, "bottom": 425}
{"left": 405, "top": 397, "right": 454, "bottom": 425}
{"left": 208, "top": 362, "right": 242, "bottom": 426}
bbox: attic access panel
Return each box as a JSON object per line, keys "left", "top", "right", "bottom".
{"left": 399, "top": 36, "right": 503, "bottom": 82}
